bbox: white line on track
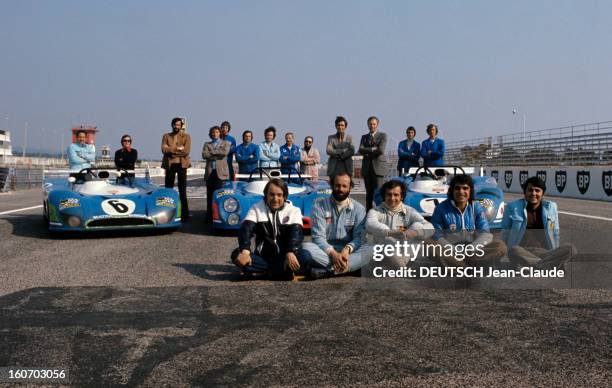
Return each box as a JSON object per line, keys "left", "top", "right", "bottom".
{"left": 558, "top": 210, "right": 612, "bottom": 222}
{"left": 0, "top": 205, "right": 43, "bottom": 216}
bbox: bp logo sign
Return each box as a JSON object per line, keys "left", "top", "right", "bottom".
{"left": 491, "top": 170, "right": 499, "bottom": 183}
{"left": 555, "top": 170, "right": 567, "bottom": 193}
{"left": 576, "top": 171, "right": 590, "bottom": 195}
{"left": 536, "top": 170, "right": 547, "bottom": 184}
{"left": 504, "top": 170, "right": 513, "bottom": 189}
{"left": 603, "top": 170, "right": 612, "bottom": 197}
{"left": 519, "top": 170, "right": 529, "bottom": 188}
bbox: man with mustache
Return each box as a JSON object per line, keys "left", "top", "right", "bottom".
{"left": 302, "top": 172, "right": 369, "bottom": 279}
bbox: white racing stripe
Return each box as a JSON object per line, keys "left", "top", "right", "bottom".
{"left": 0, "top": 205, "right": 43, "bottom": 216}
{"left": 559, "top": 210, "right": 612, "bottom": 222}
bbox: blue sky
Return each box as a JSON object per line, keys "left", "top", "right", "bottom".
{"left": 1, "top": 0, "right": 611, "bottom": 158}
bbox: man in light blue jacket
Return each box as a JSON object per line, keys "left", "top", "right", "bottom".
{"left": 502, "top": 176, "right": 576, "bottom": 269}
{"left": 258, "top": 126, "right": 280, "bottom": 168}
{"left": 302, "top": 173, "right": 369, "bottom": 279}
{"left": 68, "top": 130, "right": 96, "bottom": 170}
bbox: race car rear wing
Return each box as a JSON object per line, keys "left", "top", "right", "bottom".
{"left": 403, "top": 166, "right": 477, "bottom": 176}
{"left": 235, "top": 171, "right": 313, "bottom": 181}
{"left": 43, "top": 167, "right": 151, "bottom": 180}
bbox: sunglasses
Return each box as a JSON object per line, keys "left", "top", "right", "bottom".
{"left": 122, "top": 139, "right": 132, "bottom": 143}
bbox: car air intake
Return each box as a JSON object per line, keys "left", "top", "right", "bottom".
{"left": 86, "top": 218, "right": 154, "bottom": 228}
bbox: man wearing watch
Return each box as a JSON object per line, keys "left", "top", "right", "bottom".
{"left": 302, "top": 172, "right": 369, "bottom": 279}
{"left": 231, "top": 178, "right": 311, "bottom": 280}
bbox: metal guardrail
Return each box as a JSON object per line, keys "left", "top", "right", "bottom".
{"left": 10, "top": 168, "right": 44, "bottom": 190}
{"left": 445, "top": 121, "right": 612, "bottom": 166}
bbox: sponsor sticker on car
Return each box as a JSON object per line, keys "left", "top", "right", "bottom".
{"left": 156, "top": 197, "right": 176, "bottom": 208}
{"left": 216, "top": 190, "right": 235, "bottom": 198}
{"left": 59, "top": 198, "right": 80, "bottom": 210}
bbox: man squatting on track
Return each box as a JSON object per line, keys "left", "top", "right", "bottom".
{"left": 231, "top": 178, "right": 311, "bottom": 280}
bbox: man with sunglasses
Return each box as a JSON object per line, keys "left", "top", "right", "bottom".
{"left": 114, "top": 134, "right": 138, "bottom": 170}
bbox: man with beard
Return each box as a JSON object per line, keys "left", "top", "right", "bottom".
{"left": 502, "top": 176, "right": 576, "bottom": 269}
{"left": 429, "top": 174, "right": 507, "bottom": 267}
{"left": 220, "top": 121, "right": 237, "bottom": 180}
{"left": 300, "top": 136, "right": 320, "bottom": 181}
{"left": 232, "top": 178, "right": 311, "bottom": 280}
{"left": 161, "top": 117, "right": 191, "bottom": 221}
{"left": 302, "top": 173, "right": 369, "bottom": 279}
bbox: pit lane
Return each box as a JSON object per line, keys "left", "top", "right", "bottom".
{"left": 0, "top": 184, "right": 611, "bottom": 386}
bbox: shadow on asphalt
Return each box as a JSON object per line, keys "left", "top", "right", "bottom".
{"left": 174, "top": 263, "right": 242, "bottom": 282}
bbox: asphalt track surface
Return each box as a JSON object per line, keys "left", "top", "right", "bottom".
{"left": 1, "top": 182, "right": 611, "bottom": 386}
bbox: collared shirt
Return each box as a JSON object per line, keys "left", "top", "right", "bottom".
{"left": 311, "top": 196, "right": 366, "bottom": 253}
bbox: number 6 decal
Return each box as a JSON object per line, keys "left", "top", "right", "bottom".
{"left": 101, "top": 199, "right": 136, "bottom": 215}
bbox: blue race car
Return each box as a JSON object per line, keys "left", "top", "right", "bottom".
{"left": 211, "top": 167, "right": 331, "bottom": 231}
{"left": 43, "top": 168, "right": 182, "bottom": 232}
{"left": 374, "top": 166, "right": 505, "bottom": 229}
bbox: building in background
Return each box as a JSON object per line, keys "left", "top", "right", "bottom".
{"left": 0, "top": 129, "right": 12, "bottom": 156}
{"left": 71, "top": 125, "right": 98, "bottom": 144}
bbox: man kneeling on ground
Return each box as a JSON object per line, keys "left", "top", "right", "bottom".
{"left": 429, "top": 174, "right": 507, "bottom": 267}
{"left": 502, "top": 176, "right": 576, "bottom": 270}
{"left": 302, "top": 173, "right": 369, "bottom": 279}
{"left": 365, "top": 179, "right": 434, "bottom": 268}
{"left": 232, "top": 178, "right": 311, "bottom": 279}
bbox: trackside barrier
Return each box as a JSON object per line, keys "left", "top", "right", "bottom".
{"left": 484, "top": 166, "right": 612, "bottom": 201}
{"left": 0, "top": 168, "right": 12, "bottom": 192}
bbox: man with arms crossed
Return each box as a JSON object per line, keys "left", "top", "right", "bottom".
{"left": 397, "top": 126, "right": 420, "bottom": 174}
{"left": 359, "top": 116, "right": 388, "bottom": 212}
{"left": 235, "top": 130, "right": 259, "bottom": 174}
{"left": 68, "top": 130, "right": 96, "bottom": 171}
{"left": 326, "top": 116, "right": 355, "bottom": 179}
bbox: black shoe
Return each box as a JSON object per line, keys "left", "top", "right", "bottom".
{"left": 309, "top": 267, "right": 333, "bottom": 280}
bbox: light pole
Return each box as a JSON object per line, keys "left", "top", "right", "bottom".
{"left": 512, "top": 109, "right": 526, "bottom": 143}
{"left": 22, "top": 122, "right": 28, "bottom": 158}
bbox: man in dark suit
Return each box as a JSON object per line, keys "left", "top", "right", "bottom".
{"left": 326, "top": 116, "right": 355, "bottom": 179}
{"left": 359, "top": 116, "right": 388, "bottom": 212}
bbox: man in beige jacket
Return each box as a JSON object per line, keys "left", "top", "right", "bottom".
{"left": 202, "top": 125, "right": 231, "bottom": 223}
{"left": 162, "top": 117, "right": 191, "bottom": 221}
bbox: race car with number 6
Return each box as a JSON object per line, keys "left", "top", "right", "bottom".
{"left": 43, "top": 168, "right": 182, "bottom": 233}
